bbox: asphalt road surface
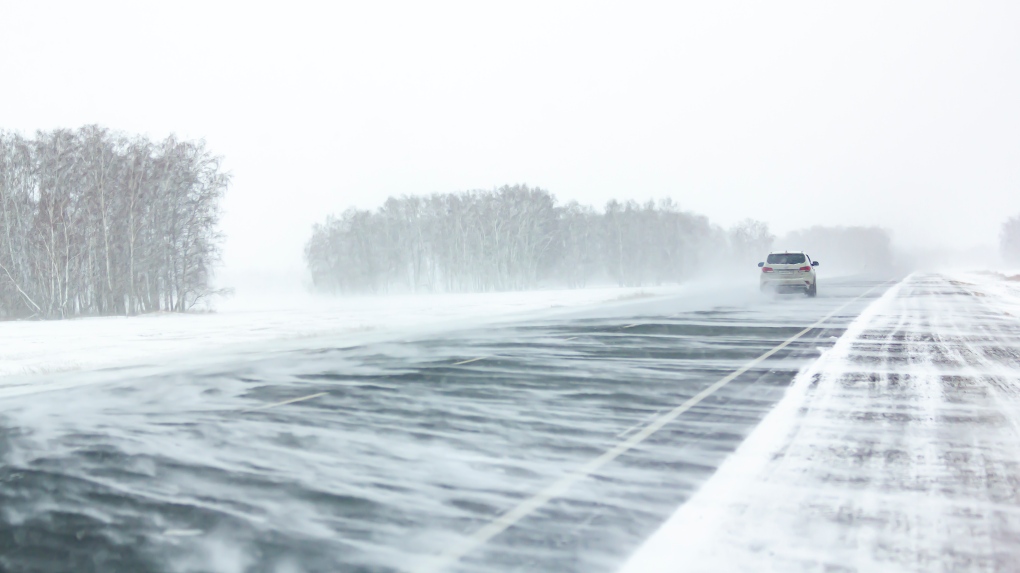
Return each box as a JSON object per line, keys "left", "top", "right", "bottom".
{"left": 0, "top": 277, "right": 893, "bottom": 573}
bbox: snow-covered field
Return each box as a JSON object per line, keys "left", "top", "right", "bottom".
{"left": 620, "top": 271, "right": 1020, "bottom": 572}
{"left": 0, "top": 285, "right": 684, "bottom": 380}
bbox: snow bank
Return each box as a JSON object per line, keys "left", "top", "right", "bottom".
{"left": 620, "top": 272, "right": 1020, "bottom": 572}
{"left": 0, "top": 285, "right": 684, "bottom": 380}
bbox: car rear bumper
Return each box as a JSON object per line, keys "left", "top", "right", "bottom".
{"left": 761, "top": 276, "right": 814, "bottom": 289}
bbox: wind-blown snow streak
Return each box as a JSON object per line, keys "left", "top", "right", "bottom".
{"left": 621, "top": 273, "right": 1020, "bottom": 572}
{"left": 0, "top": 285, "right": 685, "bottom": 382}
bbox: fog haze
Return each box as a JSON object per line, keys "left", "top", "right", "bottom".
{"left": 1, "top": 1, "right": 1017, "bottom": 287}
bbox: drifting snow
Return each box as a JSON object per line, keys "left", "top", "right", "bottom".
{"left": 0, "top": 285, "right": 685, "bottom": 380}
{"left": 620, "top": 272, "right": 1020, "bottom": 572}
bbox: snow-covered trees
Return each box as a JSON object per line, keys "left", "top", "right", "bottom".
{"left": 601, "top": 199, "right": 719, "bottom": 287}
{"left": 1001, "top": 216, "right": 1020, "bottom": 265}
{"left": 0, "top": 127, "right": 229, "bottom": 319}
{"left": 306, "top": 185, "right": 734, "bottom": 294}
{"left": 728, "top": 218, "right": 776, "bottom": 267}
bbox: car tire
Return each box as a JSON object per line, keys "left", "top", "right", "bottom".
{"left": 806, "top": 282, "right": 817, "bottom": 297}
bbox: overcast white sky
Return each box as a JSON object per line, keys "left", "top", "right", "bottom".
{"left": 0, "top": 1, "right": 1017, "bottom": 282}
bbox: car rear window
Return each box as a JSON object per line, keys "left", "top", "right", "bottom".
{"left": 767, "top": 253, "right": 806, "bottom": 265}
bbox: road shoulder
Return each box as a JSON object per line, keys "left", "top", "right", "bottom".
{"left": 620, "top": 273, "right": 1020, "bottom": 572}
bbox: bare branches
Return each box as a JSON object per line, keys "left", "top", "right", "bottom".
{"left": 305, "top": 187, "right": 731, "bottom": 294}
{"left": 0, "top": 259, "right": 41, "bottom": 314}
{"left": 0, "top": 127, "right": 228, "bottom": 320}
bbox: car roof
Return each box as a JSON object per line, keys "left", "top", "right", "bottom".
{"left": 768, "top": 251, "right": 806, "bottom": 254}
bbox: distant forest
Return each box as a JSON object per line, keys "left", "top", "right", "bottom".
{"left": 305, "top": 185, "right": 777, "bottom": 294}
{"left": 0, "top": 126, "right": 229, "bottom": 319}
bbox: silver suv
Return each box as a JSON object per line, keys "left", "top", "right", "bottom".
{"left": 758, "top": 251, "right": 819, "bottom": 296}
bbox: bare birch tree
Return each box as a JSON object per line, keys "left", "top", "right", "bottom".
{"left": 306, "top": 186, "right": 724, "bottom": 294}
{"left": 0, "top": 127, "right": 229, "bottom": 319}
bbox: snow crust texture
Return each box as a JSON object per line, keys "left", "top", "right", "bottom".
{"left": 620, "top": 273, "right": 1020, "bottom": 573}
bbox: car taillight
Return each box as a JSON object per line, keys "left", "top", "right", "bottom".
{"left": 762, "top": 267, "right": 773, "bottom": 273}
{"left": 799, "top": 266, "right": 811, "bottom": 272}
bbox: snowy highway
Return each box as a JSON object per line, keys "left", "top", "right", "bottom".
{"left": 2, "top": 3, "right": 1016, "bottom": 572}
{"left": 623, "top": 272, "right": 1020, "bottom": 572}
{"left": 0, "top": 277, "right": 900, "bottom": 572}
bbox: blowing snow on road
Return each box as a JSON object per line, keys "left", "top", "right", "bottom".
{"left": 0, "top": 277, "right": 887, "bottom": 572}
{"left": 623, "top": 272, "right": 1020, "bottom": 572}
{"left": 4, "top": 272, "right": 1020, "bottom": 573}
{"left": 2, "top": 3, "right": 1020, "bottom": 571}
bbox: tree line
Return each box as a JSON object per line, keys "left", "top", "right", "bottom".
{"left": 305, "top": 184, "right": 776, "bottom": 294}
{"left": 0, "top": 126, "right": 229, "bottom": 319}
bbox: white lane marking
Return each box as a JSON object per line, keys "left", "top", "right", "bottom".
{"left": 241, "top": 392, "right": 329, "bottom": 412}
{"left": 452, "top": 356, "right": 488, "bottom": 366}
{"left": 622, "top": 323, "right": 641, "bottom": 329}
{"left": 409, "top": 281, "right": 891, "bottom": 573}
{"left": 564, "top": 336, "right": 579, "bottom": 341}
{"left": 163, "top": 529, "right": 203, "bottom": 537}
{"left": 616, "top": 408, "right": 665, "bottom": 438}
